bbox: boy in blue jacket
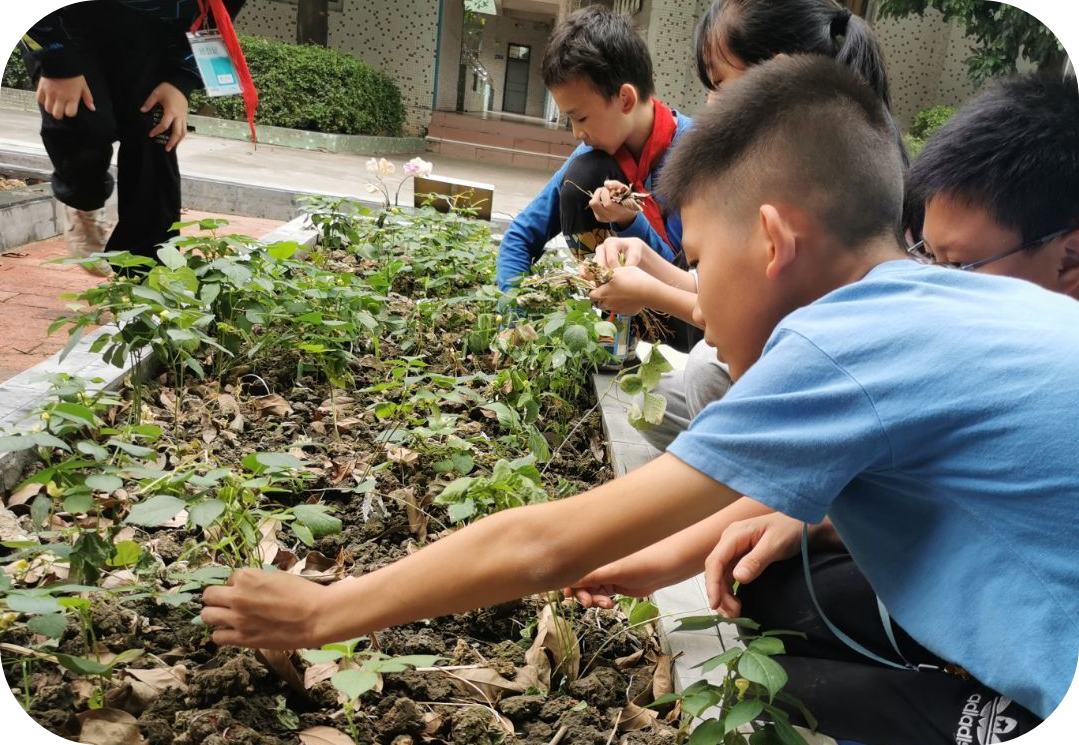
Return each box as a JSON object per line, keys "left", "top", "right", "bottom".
{"left": 495, "top": 5, "right": 692, "bottom": 292}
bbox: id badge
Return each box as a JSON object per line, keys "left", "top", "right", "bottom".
{"left": 186, "top": 30, "right": 242, "bottom": 97}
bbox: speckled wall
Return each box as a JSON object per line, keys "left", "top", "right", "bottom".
{"left": 475, "top": 12, "right": 554, "bottom": 118}
{"left": 873, "top": 7, "right": 978, "bottom": 128}
{"left": 235, "top": 0, "right": 440, "bottom": 136}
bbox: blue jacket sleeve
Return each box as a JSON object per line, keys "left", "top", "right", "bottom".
{"left": 496, "top": 144, "right": 589, "bottom": 291}
{"left": 615, "top": 212, "right": 678, "bottom": 263}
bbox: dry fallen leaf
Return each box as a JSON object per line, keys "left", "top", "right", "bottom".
{"left": 393, "top": 487, "right": 429, "bottom": 542}
{"left": 423, "top": 711, "right": 444, "bottom": 736}
{"left": 77, "top": 708, "right": 147, "bottom": 745}
{"left": 298, "top": 726, "right": 355, "bottom": 745}
{"left": 615, "top": 649, "right": 645, "bottom": 669}
{"left": 446, "top": 667, "right": 527, "bottom": 704}
{"left": 255, "top": 394, "right": 294, "bottom": 418}
{"left": 125, "top": 665, "right": 188, "bottom": 693}
{"left": 385, "top": 446, "right": 419, "bottom": 466}
{"left": 330, "top": 458, "right": 356, "bottom": 485}
{"left": 304, "top": 661, "right": 339, "bottom": 690}
{"left": 652, "top": 654, "right": 673, "bottom": 701}
{"left": 617, "top": 702, "right": 659, "bottom": 732}
{"left": 525, "top": 603, "right": 581, "bottom": 687}
{"left": 6, "top": 482, "right": 42, "bottom": 508}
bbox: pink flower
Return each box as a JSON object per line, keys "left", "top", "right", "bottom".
{"left": 403, "top": 157, "right": 433, "bottom": 177}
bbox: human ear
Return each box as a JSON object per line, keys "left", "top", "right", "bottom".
{"left": 1055, "top": 229, "right": 1079, "bottom": 296}
{"left": 618, "top": 83, "right": 639, "bottom": 114}
{"left": 759, "top": 205, "right": 797, "bottom": 281}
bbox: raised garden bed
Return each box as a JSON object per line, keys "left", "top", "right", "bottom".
{"left": 0, "top": 200, "right": 813, "bottom": 745}
{"left": 0, "top": 202, "right": 689, "bottom": 745}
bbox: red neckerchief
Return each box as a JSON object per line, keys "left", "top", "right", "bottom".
{"left": 612, "top": 99, "right": 677, "bottom": 250}
{"left": 192, "top": 0, "right": 259, "bottom": 145}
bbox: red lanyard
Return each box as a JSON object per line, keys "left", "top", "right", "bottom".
{"left": 192, "top": 0, "right": 259, "bottom": 145}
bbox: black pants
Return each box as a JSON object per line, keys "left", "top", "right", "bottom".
{"left": 559, "top": 151, "right": 704, "bottom": 352}
{"left": 25, "top": 12, "right": 181, "bottom": 260}
{"left": 739, "top": 553, "right": 1042, "bottom": 745}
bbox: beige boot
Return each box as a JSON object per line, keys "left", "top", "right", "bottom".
{"left": 63, "top": 205, "right": 112, "bottom": 277}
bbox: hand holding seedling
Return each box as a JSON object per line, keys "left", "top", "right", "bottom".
{"left": 142, "top": 81, "right": 188, "bottom": 152}
{"left": 704, "top": 511, "right": 806, "bottom": 617}
{"left": 37, "top": 75, "right": 95, "bottom": 119}
{"left": 589, "top": 265, "right": 657, "bottom": 315}
{"left": 593, "top": 236, "right": 651, "bottom": 270}
{"left": 201, "top": 568, "right": 331, "bottom": 649}
{"left": 589, "top": 179, "right": 645, "bottom": 229}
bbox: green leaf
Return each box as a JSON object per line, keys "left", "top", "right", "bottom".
{"left": 748, "top": 637, "right": 785, "bottom": 656}
{"left": 300, "top": 649, "right": 343, "bottom": 665}
{"left": 77, "top": 441, "right": 109, "bottom": 460}
{"left": 292, "top": 505, "right": 343, "bottom": 538}
{"left": 447, "top": 499, "right": 476, "bottom": 523}
{"left": 108, "top": 540, "right": 142, "bottom": 567}
{"left": 767, "top": 713, "right": 810, "bottom": 745}
{"left": 292, "top": 524, "right": 314, "bottom": 547}
{"left": 28, "top": 613, "right": 69, "bottom": 639}
{"left": 53, "top": 653, "right": 112, "bottom": 677}
{"left": 738, "top": 650, "right": 788, "bottom": 700}
{"left": 0, "top": 574, "right": 9, "bottom": 592}
{"left": 62, "top": 493, "right": 94, "bottom": 515}
{"left": 619, "top": 374, "right": 644, "bottom": 395}
{"left": 331, "top": 669, "right": 379, "bottom": 700}
{"left": 30, "top": 494, "right": 51, "bottom": 529}
{"left": 0, "top": 435, "right": 37, "bottom": 453}
{"left": 51, "top": 402, "right": 99, "bottom": 427}
{"left": 372, "top": 654, "right": 440, "bottom": 672}
{"left": 5, "top": 594, "right": 62, "bottom": 614}
{"left": 108, "top": 439, "right": 155, "bottom": 457}
{"left": 682, "top": 683, "right": 723, "bottom": 718}
{"left": 157, "top": 245, "right": 187, "bottom": 270}
{"left": 594, "top": 320, "right": 617, "bottom": 337}
{"left": 31, "top": 432, "right": 71, "bottom": 451}
{"left": 124, "top": 495, "right": 186, "bottom": 527}
{"left": 189, "top": 499, "right": 226, "bottom": 528}
{"left": 648, "top": 692, "right": 683, "bottom": 709}
{"left": 266, "top": 242, "right": 299, "bottom": 260}
{"left": 674, "top": 615, "right": 761, "bottom": 633}
{"left": 70, "top": 531, "right": 114, "bottom": 584}
{"left": 642, "top": 391, "right": 667, "bottom": 425}
{"left": 85, "top": 474, "right": 123, "bottom": 493}
{"left": 724, "top": 700, "right": 764, "bottom": 734}
{"left": 687, "top": 718, "right": 724, "bottom": 745}
{"left": 242, "top": 452, "right": 304, "bottom": 473}
{"left": 697, "top": 648, "right": 741, "bottom": 674}
{"left": 563, "top": 324, "right": 590, "bottom": 352}
{"left": 628, "top": 599, "right": 659, "bottom": 626}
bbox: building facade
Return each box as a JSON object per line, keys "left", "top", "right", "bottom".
{"left": 236, "top": 0, "right": 997, "bottom": 140}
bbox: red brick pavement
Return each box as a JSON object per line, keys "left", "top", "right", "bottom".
{"left": 0, "top": 211, "right": 284, "bottom": 382}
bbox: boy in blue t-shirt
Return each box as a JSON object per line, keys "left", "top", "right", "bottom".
{"left": 202, "top": 58, "right": 1079, "bottom": 743}
{"left": 495, "top": 6, "right": 692, "bottom": 292}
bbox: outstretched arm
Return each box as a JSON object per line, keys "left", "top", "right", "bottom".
{"left": 202, "top": 453, "right": 740, "bottom": 649}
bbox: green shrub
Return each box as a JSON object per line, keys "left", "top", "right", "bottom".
{"left": 190, "top": 35, "right": 405, "bottom": 137}
{"left": 3, "top": 46, "right": 33, "bottom": 91}
{"left": 909, "top": 105, "right": 957, "bottom": 141}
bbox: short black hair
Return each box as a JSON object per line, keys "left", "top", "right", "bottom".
{"left": 541, "top": 5, "right": 654, "bottom": 100}
{"left": 659, "top": 55, "right": 904, "bottom": 248}
{"left": 906, "top": 74, "right": 1079, "bottom": 245}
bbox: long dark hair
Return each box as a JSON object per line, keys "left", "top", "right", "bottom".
{"left": 695, "top": 0, "right": 891, "bottom": 109}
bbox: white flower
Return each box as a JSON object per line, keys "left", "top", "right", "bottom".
{"left": 377, "top": 158, "right": 396, "bottom": 177}
{"left": 365, "top": 183, "right": 381, "bottom": 194}
{"left": 365, "top": 157, "right": 380, "bottom": 173}
{"left": 404, "top": 157, "right": 433, "bottom": 177}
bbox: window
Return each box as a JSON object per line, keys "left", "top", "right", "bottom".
{"left": 508, "top": 44, "right": 530, "bottom": 61}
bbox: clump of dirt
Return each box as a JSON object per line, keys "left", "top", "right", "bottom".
{"left": 568, "top": 666, "right": 628, "bottom": 709}
{"left": 374, "top": 696, "right": 427, "bottom": 739}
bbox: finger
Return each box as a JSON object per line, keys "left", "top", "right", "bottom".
{"left": 140, "top": 90, "right": 161, "bottom": 113}
{"left": 572, "top": 588, "right": 595, "bottom": 608}
{"left": 149, "top": 112, "right": 173, "bottom": 140}
{"left": 732, "top": 540, "right": 776, "bottom": 585}
{"left": 603, "top": 180, "right": 628, "bottom": 193}
{"left": 201, "top": 585, "right": 233, "bottom": 607}
{"left": 199, "top": 606, "right": 237, "bottom": 627}
{"left": 37, "top": 87, "right": 46, "bottom": 106}
{"left": 81, "top": 85, "right": 95, "bottom": 112}
{"left": 167, "top": 118, "right": 187, "bottom": 151}
{"left": 211, "top": 629, "right": 247, "bottom": 647}
{"left": 64, "top": 97, "right": 79, "bottom": 119}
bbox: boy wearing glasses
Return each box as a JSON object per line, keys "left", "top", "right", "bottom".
{"left": 904, "top": 74, "right": 1079, "bottom": 292}
{"left": 203, "top": 60, "right": 1078, "bottom": 744}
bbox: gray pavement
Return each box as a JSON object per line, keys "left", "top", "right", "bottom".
{"left": 0, "top": 109, "right": 552, "bottom": 221}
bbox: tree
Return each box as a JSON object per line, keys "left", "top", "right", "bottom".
{"left": 877, "top": 0, "right": 1067, "bottom": 84}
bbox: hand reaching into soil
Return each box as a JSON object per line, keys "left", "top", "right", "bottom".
{"left": 567, "top": 552, "right": 687, "bottom": 610}
{"left": 201, "top": 568, "right": 331, "bottom": 649}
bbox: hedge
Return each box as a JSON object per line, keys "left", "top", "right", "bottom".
{"left": 190, "top": 35, "right": 405, "bottom": 137}
{"left": 905, "top": 105, "right": 958, "bottom": 159}
{"left": 3, "top": 47, "right": 32, "bottom": 91}
{"left": 5, "top": 37, "right": 405, "bottom": 138}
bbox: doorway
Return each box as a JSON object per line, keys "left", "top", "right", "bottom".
{"left": 502, "top": 43, "right": 530, "bottom": 115}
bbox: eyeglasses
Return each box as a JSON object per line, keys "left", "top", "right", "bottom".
{"left": 907, "top": 227, "right": 1074, "bottom": 271}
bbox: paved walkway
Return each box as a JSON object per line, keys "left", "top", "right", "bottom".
{"left": 0, "top": 211, "right": 282, "bottom": 381}
{"left": 0, "top": 109, "right": 553, "bottom": 221}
